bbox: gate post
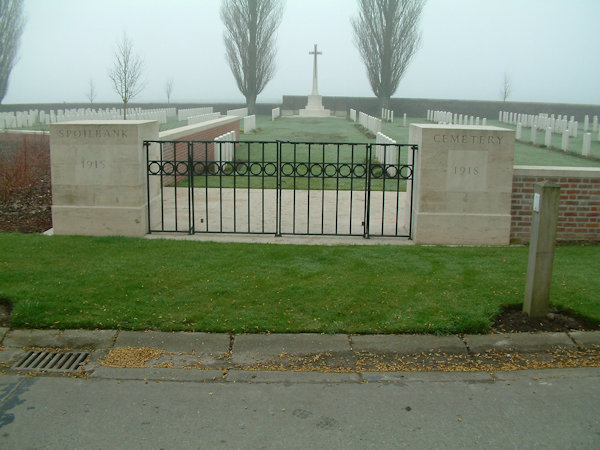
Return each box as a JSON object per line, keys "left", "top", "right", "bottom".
{"left": 50, "top": 120, "right": 159, "bottom": 237}
{"left": 409, "top": 124, "right": 515, "bottom": 245}
{"left": 275, "top": 140, "right": 282, "bottom": 237}
{"left": 363, "top": 144, "right": 372, "bottom": 238}
{"left": 188, "top": 141, "right": 195, "bottom": 234}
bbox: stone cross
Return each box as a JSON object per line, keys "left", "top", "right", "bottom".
{"left": 309, "top": 44, "right": 322, "bottom": 96}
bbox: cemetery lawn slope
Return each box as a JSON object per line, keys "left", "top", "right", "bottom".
{"left": 0, "top": 234, "right": 598, "bottom": 334}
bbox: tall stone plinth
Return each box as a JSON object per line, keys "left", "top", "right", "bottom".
{"left": 50, "top": 120, "right": 159, "bottom": 237}
{"left": 409, "top": 124, "right": 515, "bottom": 245}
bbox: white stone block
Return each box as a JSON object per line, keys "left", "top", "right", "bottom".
{"left": 582, "top": 133, "right": 591, "bottom": 156}
{"left": 544, "top": 127, "right": 552, "bottom": 147}
{"left": 482, "top": 118, "right": 487, "bottom": 126}
{"left": 403, "top": 113, "right": 407, "bottom": 127}
{"left": 530, "top": 126, "right": 537, "bottom": 144}
{"left": 561, "top": 130, "right": 569, "bottom": 151}
{"left": 243, "top": 115, "right": 256, "bottom": 133}
{"left": 516, "top": 123, "right": 522, "bottom": 140}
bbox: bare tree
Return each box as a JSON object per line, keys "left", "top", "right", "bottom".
{"left": 108, "top": 32, "right": 144, "bottom": 119}
{"left": 0, "top": 0, "right": 25, "bottom": 104}
{"left": 500, "top": 72, "right": 511, "bottom": 102}
{"left": 86, "top": 79, "right": 96, "bottom": 105}
{"left": 352, "top": 0, "right": 425, "bottom": 112}
{"left": 220, "top": 0, "right": 284, "bottom": 115}
{"left": 165, "top": 78, "right": 173, "bottom": 104}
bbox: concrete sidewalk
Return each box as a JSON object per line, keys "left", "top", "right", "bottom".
{"left": 1, "top": 327, "right": 598, "bottom": 381}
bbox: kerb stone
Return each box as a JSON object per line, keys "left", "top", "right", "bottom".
{"left": 351, "top": 335, "right": 467, "bottom": 355}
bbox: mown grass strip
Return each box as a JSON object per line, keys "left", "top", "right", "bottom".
{"left": 0, "top": 233, "right": 598, "bottom": 334}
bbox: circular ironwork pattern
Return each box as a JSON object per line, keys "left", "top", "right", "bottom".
{"left": 176, "top": 162, "right": 189, "bottom": 176}
{"left": 148, "top": 160, "right": 408, "bottom": 180}
{"left": 324, "top": 164, "right": 337, "bottom": 177}
{"left": 310, "top": 163, "right": 323, "bottom": 177}
{"left": 399, "top": 165, "right": 413, "bottom": 179}
{"left": 281, "top": 162, "right": 295, "bottom": 177}
{"left": 162, "top": 161, "right": 175, "bottom": 176}
{"left": 193, "top": 162, "right": 207, "bottom": 175}
{"left": 338, "top": 164, "right": 352, "bottom": 178}
{"left": 264, "top": 162, "right": 277, "bottom": 176}
{"left": 353, "top": 164, "right": 366, "bottom": 177}
{"left": 249, "top": 162, "right": 263, "bottom": 176}
{"left": 235, "top": 162, "right": 249, "bottom": 176}
{"left": 148, "top": 162, "right": 161, "bottom": 175}
{"left": 295, "top": 163, "right": 309, "bottom": 176}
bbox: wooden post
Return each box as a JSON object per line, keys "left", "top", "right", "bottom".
{"left": 523, "top": 181, "right": 561, "bottom": 317}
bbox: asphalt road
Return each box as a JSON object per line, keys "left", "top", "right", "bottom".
{"left": 1, "top": 368, "right": 599, "bottom": 449}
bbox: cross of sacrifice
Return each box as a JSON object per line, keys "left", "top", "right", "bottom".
{"left": 309, "top": 44, "right": 322, "bottom": 96}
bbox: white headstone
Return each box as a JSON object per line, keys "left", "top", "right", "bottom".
{"left": 593, "top": 115, "right": 599, "bottom": 132}
{"left": 403, "top": 113, "right": 407, "bottom": 127}
{"left": 531, "top": 126, "right": 537, "bottom": 144}
{"left": 582, "top": 133, "right": 591, "bottom": 157}
{"left": 544, "top": 127, "right": 552, "bottom": 147}
{"left": 561, "top": 130, "right": 569, "bottom": 151}
{"left": 584, "top": 115, "right": 589, "bottom": 132}
{"left": 482, "top": 118, "right": 487, "bottom": 126}
{"left": 516, "top": 123, "right": 522, "bottom": 140}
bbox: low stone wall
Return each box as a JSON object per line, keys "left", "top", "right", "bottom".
{"left": 510, "top": 166, "right": 600, "bottom": 243}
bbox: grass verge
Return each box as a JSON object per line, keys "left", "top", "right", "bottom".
{"left": 0, "top": 233, "right": 598, "bottom": 334}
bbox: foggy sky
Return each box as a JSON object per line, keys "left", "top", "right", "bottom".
{"left": 4, "top": 0, "right": 600, "bottom": 106}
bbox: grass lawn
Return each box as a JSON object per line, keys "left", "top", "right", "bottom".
{"left": 1, "top": 233, "right": 598, "bottom": 334}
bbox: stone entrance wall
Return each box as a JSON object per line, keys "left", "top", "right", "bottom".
{"left": 50, "top": 120, "right": 159, "bottom": 237}
{"left": 409, "top": 124, "right": 515, "bottom": 245}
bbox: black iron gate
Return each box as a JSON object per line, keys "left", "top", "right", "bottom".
{"left": 145, "top": 140, "right": 417, "bottom": 238}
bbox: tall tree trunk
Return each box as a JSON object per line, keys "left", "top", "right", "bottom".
{"left": 123, "top": 100, "right": 127, "bottom": 119}
{"left": 246, "top": 95, "right": 257, "bottom": 115}
{"left": 247, "top": 0, "right": 258, "bottom": 116}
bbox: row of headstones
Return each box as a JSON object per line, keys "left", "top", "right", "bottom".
{"left": 375, "top": 132, "right": 398, "bottom": 166}
{"left": 214, "top": 131, "right": 236, "bottom": 163}
{"left": 499, "top": 111, "right": 599, "bottom": 138}
{"left": 178, "top": 107, "right": 213, "bottom": 121}
{"left": 243, "top": 115, "right": 256, "bottom": 132}
{"left": 227, "top": 107, "right": 249, "bottom": 118}
{"left": 0, "top": 107, "right": 176, "bottom": 128}
{"left": 516, "top": 123, "right": 597, "bottom": 156}
{"left": 187, "top": 112, "right": 221, "bottom": 126}
{"left": 126, "top": 109, "right": 171, "bottom": 124}
{"left": 499, "top": 111, "right": 599, "bottom": 135}
{"left": 427, "top": 110, "right": 488, "bottom": 126}
{"left": 381, "top": 108, "right": 394, "bottom": 123}
{"left": 272, "top": 107, "right": 281, "bottom": 121}
{"left": 350, "top": 110, "right": 382, "bottom": 134}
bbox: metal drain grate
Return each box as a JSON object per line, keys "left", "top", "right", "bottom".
{"left": 14, "top": 350, "right": 90, "bottom": 373}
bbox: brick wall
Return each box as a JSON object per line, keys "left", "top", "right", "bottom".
{"left": 511, "top": 166, "right": 600, "bottom": 243}
{"left": 155, "top": 116, "right": 240, "bottom": 184}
